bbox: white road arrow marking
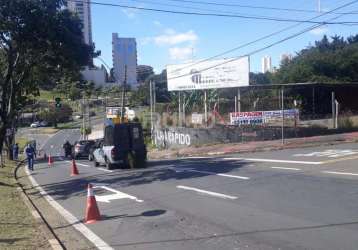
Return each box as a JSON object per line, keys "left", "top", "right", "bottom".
{"left": 94, "top": 186, "right": 143, "bottom": 203}
{"left": 177, "top": 185, "right": 238, "bottom": 200}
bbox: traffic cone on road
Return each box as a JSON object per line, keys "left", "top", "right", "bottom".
{"left": 48, "top": 154, "right": 53, "bottom": 166}
{"left": 85, "top": 184, "right": 101, "bottom": 224}
{"left": 70, "top": 159, "right": 79, "bottom": 176}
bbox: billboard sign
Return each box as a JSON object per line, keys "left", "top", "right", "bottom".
{"left": 191, "top": 113, "right": 203, "bottom": 125}
{"left": 106, "top": 107, "right": 121, "bottom": 118}
{"left": 230, "top": 109, "right": 299, "bottom": 125}
{"left": 167, "top": 57, "right": 249, "bottom": 91}
{"left": 230, "top": 111, "right": 264, "bottom": 125}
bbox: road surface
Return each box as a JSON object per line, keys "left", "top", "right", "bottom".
{"left": 29, "top": 133, "right": 358, "bottom": 250}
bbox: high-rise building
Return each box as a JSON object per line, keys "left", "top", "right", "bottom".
{"left": 67, "top": 0, "right": 93, "bottom": 45}
{"left": 280, "top": 53, "right": 293, "bottom": 64}
{"left": 137, "top": 65, "right": 154, "bottom": 83}
{"left": 261, "top": 56, "right": 272, "bottom": 73}
{"left": 112, "top": 34, "right": 138, "bottom": 86}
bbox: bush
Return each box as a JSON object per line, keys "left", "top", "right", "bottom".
{"left": 80, "top": 127, "right": 92, "bottom": 135}
{"left": 338, "top": 116, "right": 354, "bottom": 129}
{"left": 38, "top": 103, "right": 73, "bottom": 125}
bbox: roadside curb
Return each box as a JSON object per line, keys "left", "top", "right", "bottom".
{"left": 14, "top": 160, "right": 65, "bottom": 250}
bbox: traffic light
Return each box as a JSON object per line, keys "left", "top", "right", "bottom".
{"left": 55, "top": 97, "right": 62, "bottom": 108}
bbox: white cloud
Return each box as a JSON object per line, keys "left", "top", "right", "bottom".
{"left": 154, "top": 30, "right": 198, "bottom": 46}
{"left": 121, "top": 8, "right": 138, "bottom": 19}
{"left": 153, "top": 20, "right": 162, "bottom": 27}
{"left": 169, "top": 47, "right": 194, "bottom": 60}
{"left": 139, "top": 37, "right": 152, "bottom": 46}
{"left": 309, "top": 27, "right": 329, "bottom": 36}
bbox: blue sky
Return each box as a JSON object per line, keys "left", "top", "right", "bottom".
{"left": 90, "top": 0, "right": 358, "bottom": 73}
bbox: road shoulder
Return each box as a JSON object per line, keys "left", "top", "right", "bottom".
{"left": 16, "top": 164, "right": 96, "bottom": 250}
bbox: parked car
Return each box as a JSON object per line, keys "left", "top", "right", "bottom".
{"left": 72, "top": 140, "right": 96, "bottom": 159}
{"left": 74, "top": 114, "right": 83, "bottom": 119}
{"left": 92, "top": 123, "right": 147, "bottom": 170}
{"left": 30, "top": 122, "right": 40, "bottom": 128}
{"left": 40, "top": 121, "right": 48, "bottom": 127}
{"left": 88, "top": 139, "right": 103, "bottom": 161}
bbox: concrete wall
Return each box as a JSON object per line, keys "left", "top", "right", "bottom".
{"left": 153, "top": 125, "right": 357, "bottom": 149}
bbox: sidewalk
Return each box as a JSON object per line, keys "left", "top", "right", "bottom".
{"left": 148, "top": 132, "right": 358, "bottom": 160}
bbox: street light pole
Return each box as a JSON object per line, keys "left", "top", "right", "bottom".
{"left": 121, "top": 65, "right": 127, "bottom": 120}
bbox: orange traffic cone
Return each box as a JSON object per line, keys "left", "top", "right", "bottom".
{"left": 85, "top": 184, "right": 101, "bottom": 224}
{"left": 48, "top": 154, "right": 53, "bottom": 166}
{"left": 71, "top": 159, "right": 79, "bottom": 176}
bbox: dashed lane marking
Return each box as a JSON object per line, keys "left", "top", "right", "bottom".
{"left": 271, "top": 167, "right": 301, "bottom": 171}
{"left": 177, "top": 185, "right": 238, "bottom": 200}
{"left": 322, "top": 171, "right": 358, "bottom": 176}
{"left": 173, "top": 168, "right": 250, "bottom": 180}
{"left": 64, "top": 161, "right": 114, "bottom": 173}
{"left": 223, "top": 157, "right": 323, "bottom": 165}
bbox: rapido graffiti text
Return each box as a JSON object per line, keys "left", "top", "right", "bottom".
{"left": 156, "top": 130, "right": 191, "bottom": 146}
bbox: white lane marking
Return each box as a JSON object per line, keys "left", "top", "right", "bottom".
{"left": 271, "top": 167, "right": 301, "bottom": 171}
{"left": 173, "top": 168, "right": 250, "bottom": 180}
{"left": 65, "top": 161, "right": 113, "bottom": 172}
{"left": 76, "top": 162, "right": 90, "bottom": 167}
{"left": 177, "top": 185, "right": 238, "bottom": 200}
{"left": 322, "top": 171, "right": 358, "bottom": 176}
{"left": 223, "top": 157, "right": 323, "bottom": 165}
{"left": 294, "top": 149, "right": 358, "bottom": 158}
{"left": 94, "top": 186, "right": 143, "bottom": 203}
{"left": 65, "top": 160, "right": 89, "bottom": 167}
{"left": 25, "top": 168, "right": 114, "bottom": 250}
{"left": 97, "top": 168, "right": 113, "bottom": 173}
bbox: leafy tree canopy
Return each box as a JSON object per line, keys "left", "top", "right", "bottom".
{"left": 271, "top": 35, "right": 358, "bottom": 84}
{"left": 0, "top": 0, "right": 96, "bottom": 157}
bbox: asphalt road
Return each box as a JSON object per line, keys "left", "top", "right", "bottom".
{"left": 29, "top": 134, "right": 358, "bottom": 250}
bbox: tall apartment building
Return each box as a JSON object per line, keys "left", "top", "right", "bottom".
{"left": 112, "top": 34, "right": 138, "bottom": 86}
{"left": 261, "top": 56, "right": 272, "bottom": 73}
{"left": 67, "top": 0, "right": 93, "bottom": 45}
{"left": 280, "top": 53, "right": 293, "bottom": 64}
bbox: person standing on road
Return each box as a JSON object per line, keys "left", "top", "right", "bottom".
{"left": 12, "top": 143, "right": 19, "bottom": 160}
{"left": 63, "top": 141, "right": 72, "bottom": 158}
{"left": 25, "top": 144, "right": 35, "bottom": 171}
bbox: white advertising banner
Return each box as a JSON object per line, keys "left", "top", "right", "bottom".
{"left": 106, "top": 107, "right": 121, "bottom": 118}
{"left": 230, "top": 109, "right": 299, "bottom": 125}
{"left": 191, "top": 113, "right": 204, "bottom": 124}
{"left": 167, "top": 57, "right": 249, "bottom": 91}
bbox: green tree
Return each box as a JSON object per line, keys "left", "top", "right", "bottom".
{"left": 0, "top": 0, "right": 96, "bottom": 158}
{"left": 272, "top": 35, "right": 358, "bottom": 84}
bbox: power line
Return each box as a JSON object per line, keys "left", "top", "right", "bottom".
{"left": 162, "top": 0, "right": 358, "bottom": 15}
{"left": 128, "top": 0, "right": 301, "bottom": 19}
{"left": 170, "top": 0, "right": 358, "bottom": 72}
{"left": 167, "top": 1, "right": 358, "bottom": 81}
{"left": 66, "top": 0, "right": 358, "bottom": 25}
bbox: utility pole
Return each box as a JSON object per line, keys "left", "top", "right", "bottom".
{"left": 178, "top": 91, "right": 181, "bottom": 127}
{"left": 150, "top": 80, "right": 153, "bottom": 142}
{"left": 82, "top": 96, "right": 85, "bottom": 140}
{"left": 281, "top": 87, "right": 285, "bottom": 145}
{"left": 204, "top": 90, "right": 208, "bottom": 126}
{"left": 121, "top": 65, "right": 127, "bottom": 120}
{"left": 332, "top": 92, "right": 336, "bottom": 129}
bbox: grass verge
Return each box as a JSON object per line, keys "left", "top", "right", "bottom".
{"left": 0, "top": 160, "right": 49, "bottom": 249}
